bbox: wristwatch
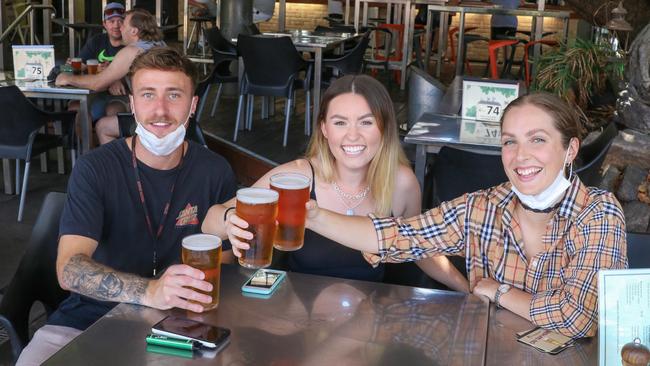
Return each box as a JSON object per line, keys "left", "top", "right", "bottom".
{"left": 494, "top": 284, "right": 512, "bottom": 308}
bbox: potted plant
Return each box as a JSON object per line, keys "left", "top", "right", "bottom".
{"left": 531, "top": 37, "right": 625, "bottom": 131}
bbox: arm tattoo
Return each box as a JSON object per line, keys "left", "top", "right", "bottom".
{"left": 62, "top": 254, "right": 149, "bottom": 305}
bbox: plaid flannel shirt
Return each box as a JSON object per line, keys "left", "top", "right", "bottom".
{"left": 365, "top": 177, "right": 627, "bottom": 338}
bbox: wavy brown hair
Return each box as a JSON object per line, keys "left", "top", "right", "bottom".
{"left": 305, "top": 75, "right": 409, "bottom": 216}
{"left": 125, "top": 8, "right": 162, "bottom": 42}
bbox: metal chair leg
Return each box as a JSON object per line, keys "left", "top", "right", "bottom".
{"left": 305, "top": 90, "right": 311, "bottom": 136}
{"left": 15, "top": 159, "right": 21, "bottom": 195}
{"left": 210, "top": 84, "right": 224, "bottom": 117}
{"left": 261, "top": 96, "right": 268, "bottom": 119}
{"left": 17, "top": 161, "right": 30, "bottom": 222}
{"left": 234, "top": 94, "right": 245, "bottom": 141}
{"left": 188, "top": 22, "right": 198, "bottom": 52}
{"left": 283, "top": 98, "right": 292, "bottom": 147}
{"left": 196, "top": 84, "right": 211, "bottom": 121}
{"left": 246, "top": 95, "right": 254, "bottom": 130}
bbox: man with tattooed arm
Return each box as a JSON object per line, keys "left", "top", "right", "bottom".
{"left": 16, "top": 47, "right": 237, "bottom": 366}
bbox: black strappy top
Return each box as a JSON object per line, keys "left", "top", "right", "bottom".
{"left": 284, "top": 160, "right": 385, "bottom": 282}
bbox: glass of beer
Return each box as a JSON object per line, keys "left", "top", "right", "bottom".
{"left": 181, "top": 233, "right": 222, "bottom": 311}
{"left": 236, "top": 188, "right": 279, "bottom": 269}
{"left": 86, "top": 59, "right": 99, "bottom": 75}
{"left": 70, "top": 58, "right": 83, "bottom": 75}
{"left": 270, "top": 173, "right": 310, "bottom": 251}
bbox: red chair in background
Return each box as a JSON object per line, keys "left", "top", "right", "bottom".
{"left": 371, "top": 24, "right": 404, "bottom": 83}
{"left": 487, "top": 38, "right": 520, "bottom": 79}
{"left": 522, "top": 39, "right": 559, "bottom": 87}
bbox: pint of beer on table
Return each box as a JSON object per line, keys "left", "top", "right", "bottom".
{"left": 270, "top": 172, "right": 310, "bottom": 251}
{"left": 236, "top": 188, "right": 279, "bottom": 269}
{"left": 181, "top": 233, "right": 222, "bottom": 311}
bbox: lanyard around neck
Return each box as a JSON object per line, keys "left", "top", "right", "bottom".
{"left": 131, "top": 136, "right": 185, "bottom": 277}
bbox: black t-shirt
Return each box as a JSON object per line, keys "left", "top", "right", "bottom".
{"left": 48, "top": 139, "right": 237, "bottom": 330}
{"left": 79, "top": 33, "right": 123, "bottom": 63}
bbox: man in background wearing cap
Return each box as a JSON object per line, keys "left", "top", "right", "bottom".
{"left": 67, "top": 2, "right": 128, "bottom": 135}
{"left": 56, "top": 8, "right": 165, "bottom": 145}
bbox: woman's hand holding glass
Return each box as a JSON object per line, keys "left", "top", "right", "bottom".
{"left": 226, "top": 199, "right": 322, "bottom": 258}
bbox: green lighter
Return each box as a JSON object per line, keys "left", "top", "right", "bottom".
{"left": 146, "top": 344, "right": 194, "bottom": 359}
{"left": 145, "top": 334, "right": 200, "bottom": 351}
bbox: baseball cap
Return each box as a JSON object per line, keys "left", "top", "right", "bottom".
{"left": 104, "top": 3, "right": 125, "bottom": 21}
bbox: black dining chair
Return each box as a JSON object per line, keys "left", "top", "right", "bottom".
{"left": 0, "top": 192, "right": 70, "bottom": 363}
{"left": 626, "top": 232, "right": 650, "bottom": 269}
{"left": 575, "top": 122, "right": 618, "bottom": 187}
{"left": 315, "top": 31, "right": 371, "bottom": 88}
{"left": 428, "top": 146, "right": 509, "bottom": 279}
{"left": 202, "top": 27, "right": 239, "bottom": 120}
{"left": 0, "top": 85, "right": 76, "bottom": 221}
{"left": 364, "top": 26, "right": 393, "bottom": 78}
{"left": 116, "top": 113, "right": 208, "bottom": 148}
{"left": 235, "top": 34, "right": 312, "bottom": 147}
{"left": 431, "top": 146, "right": 508, "bottom": 206}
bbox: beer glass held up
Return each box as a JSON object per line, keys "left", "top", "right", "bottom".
{"left": 236, "top": 188, "right": 278, "bottom": 269}
{"left": 270, "top": 173, "right": 310, "bottom": 251}
{"left": 181, "top": 233, "right": 222, "bottom": 311}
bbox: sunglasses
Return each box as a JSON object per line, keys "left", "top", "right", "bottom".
{"left": 104, "top": 8, "right": 125, "bottom": 18}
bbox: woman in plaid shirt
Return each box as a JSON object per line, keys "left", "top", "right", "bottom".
{"left": 230, "top": 92, "right": 627, "bottom": 338}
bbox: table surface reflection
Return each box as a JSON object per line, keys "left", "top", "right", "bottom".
{"left": 405, "top": 113, "right": 502, "bottom": 152}
{"left": 43, "top": 265, "right": 489, "bottom": 365}
{"left": 42, "top": 264, "right": 599, "bottom": 365}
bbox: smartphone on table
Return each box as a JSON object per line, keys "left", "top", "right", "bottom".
{"left": 151, "top": 316, "right": 230, "bottom": 349}
{"left": 516, "top": 327, "right": 574, "bottom": 354}
{"left": 241, "top": 269, "right": 286, "bottom": 295}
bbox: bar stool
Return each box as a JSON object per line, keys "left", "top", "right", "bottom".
{"left": 188, "top": 15, "right": 216, "bottom": 56}
{"left": 373, "top": 24, "right": 404, "bottom": 83}
{"left": 522, "top": 39, "right": 559, "bottom": 87}
{"left": 448, "top": 26, "right": 477, "bottom": 63}
{"left": 487, "top": 38, "right": 520, "bottom": 79}
{"left": 456, "top": 33, "right": 489, "bottom": 75}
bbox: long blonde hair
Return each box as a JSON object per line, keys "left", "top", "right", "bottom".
{"left": 305, "top": 75, "right": 409, "bottom": 216}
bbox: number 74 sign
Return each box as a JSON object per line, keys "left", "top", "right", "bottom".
{"left": 461, "top": 78, "right": 519, "bottom": 122}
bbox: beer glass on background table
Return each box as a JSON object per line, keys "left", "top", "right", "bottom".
{"left": 70, "top": 58, "right": 82, "bottom": 75}
{"left": 181, "top": 233, "right": 222, "bottom": 311}
{"left": 86, "top": 59, "right": 98, "bottom": 75}
{"left": 236, "top": 188, "right": 279, "bottom": 269}
{"left": 270, "top": 172, "right": 310, "bottom": 251}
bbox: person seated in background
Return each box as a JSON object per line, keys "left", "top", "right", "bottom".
{"left": 328, "top": 0, "right": 344, "bottom": 19}
{"left": 57, "top": 8, "right": 166, "bottom": 146}
{"left": 16, "top": 47, "right": 237, "bottom": 366}
{"left": 229, "top": 92, "right": 628, "bottom": 339}
{"left": 67, "top": 2, "right": 128, "bottom": 140}
{"left": 214, "top": 75, "right": 469, "bottom": 292}
{"left": 490, "top": 0, "right": 524, "bottom": 39}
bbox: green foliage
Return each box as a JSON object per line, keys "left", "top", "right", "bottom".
{"left": 479, "top": 86, "right": 517, "bottom": 98}
{"left": 466, "top": 105, "right": 477, "bottom": 117}
{"left": 531, "top": 38, "right": 624, "bottom": 124}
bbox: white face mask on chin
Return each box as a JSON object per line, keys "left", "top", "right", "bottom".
{"left": 511, "top": 149, "right": 572, "bottom": 211}
{"left": 132, "top": 101, "right": 191, "bottom": 156}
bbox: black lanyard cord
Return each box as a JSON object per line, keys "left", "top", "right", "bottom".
{"left": 131, "top": 136, "right": 185, "bottom": 276}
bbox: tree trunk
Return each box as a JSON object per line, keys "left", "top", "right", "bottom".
{"left": 564, "top": 0, "right": 650, "bottom": 40}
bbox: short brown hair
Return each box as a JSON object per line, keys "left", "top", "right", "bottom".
{"left": 305, "top": 75, "right": 409, "bottom": 216}
{"left": 128, "top": 47, "right": 198, "bottom": 91}
{"left": 501, "top": 92, "right": 585, "bottom": 148}
{"left": 125, "top": 8, "right": 162, "bottom": 42}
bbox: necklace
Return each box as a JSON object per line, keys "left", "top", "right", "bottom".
{"left": 332, "top": 182, "right": 370, "bottom": 216}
